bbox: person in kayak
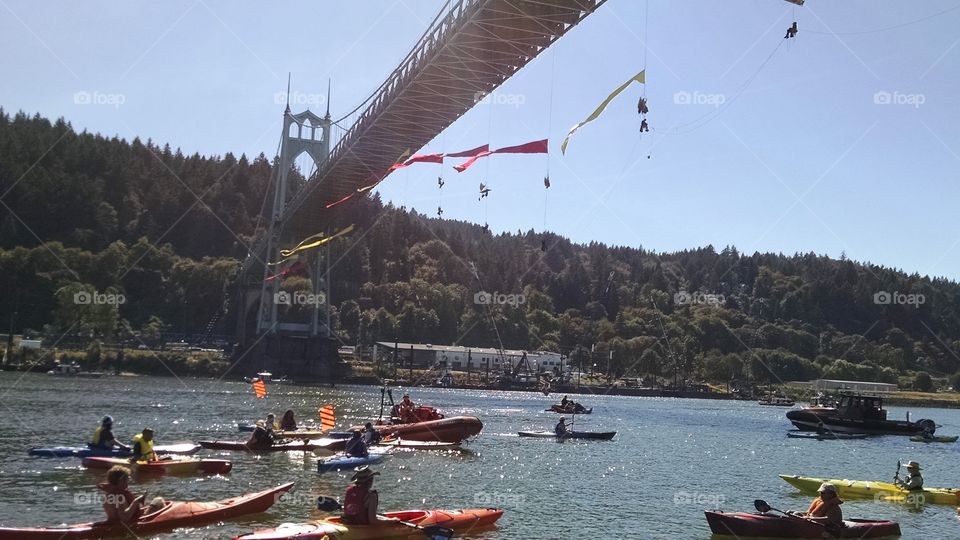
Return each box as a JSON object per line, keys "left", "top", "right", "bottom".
{"left": 130, "top": 428, "right": 157, "bottom": 462}
{"left": 90, "top": 416, "right": 130, "bottom": 451}
{"left": 100, "top": 465, "right": 145, "bottom": 524}
{"left": 265, "top": 413, "right": 279, "bottom": 431}
{"left": 280, "top": 410, "right": 297, "bottom": 431}
{"left": 560, "top": 396, "right": 569, "bottom": 408}
{"left": 555, "top": 418, "right": 571, "bottom": 437}
{"left": 345, "top": 430, "right": 369, "bottom": 457}
{"left": 246, "top": 420, "right": 275, "bottom": 450}
{"left": 341, "top": 466, "right": 381, "bottom": 525}
{"left": 789, "top": 482, "right": 843, "bottom": 526}
{"left": 362, "top": 422, "right": 382, "bottom": 446}
{"left": 895, "top": 461, "right": 924, "bottom": 490}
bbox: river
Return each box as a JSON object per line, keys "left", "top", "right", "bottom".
{"left": 0, "top": 372, "right": 957, "bottom": 538}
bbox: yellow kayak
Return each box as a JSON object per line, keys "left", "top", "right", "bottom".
{"left": 780, "top": 474, "right": 960, "bottom": 505}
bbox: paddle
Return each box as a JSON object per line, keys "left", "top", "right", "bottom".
{"left": 316, "top": 496, "right": 455, "bottom": 539}
{"left": 753, "top": 499, "right": 824, "bottom": 528}
{"left": 893, "top": 459, "right": 901, "bottom": 484}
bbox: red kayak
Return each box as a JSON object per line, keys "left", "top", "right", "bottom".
{"left": 81, "top": 456, "right": 233, "bottom": 476}
{"left": 705, "top": 511, "right": 901, "bottom": 538}
{"left": 234, "top": 507, "right": 504, "bottom": 539}
{"left": 0, "top": 482, "right": 293, "bottom": 540}
{"left": 199, "top": 439, "right": 341, "bottom": 454}
{"left": 352, "top": 416, "right": 483, "bottom": 443}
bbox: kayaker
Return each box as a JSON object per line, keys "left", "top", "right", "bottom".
{"left": 341, "top": 466, "right": 380, "bottom": 525}
{"left": 246, "top": 420, "right": 275, "bottom": 450}
{"left": 362, "top": 422, "right": 382, "bottom": 446}
{"left": 345, "top": 430, "right": 369, "bottom": 457}
{"left": 560, "top": 396, "right": 569, "bottom": 408}
{"left": 265, "top": 413, "right": 279, "bottom": 431}
{"left": 100, "top": 465, "right": 145, "bottom": 523}
{"left": 790, "top": 482, "right": 843, "bottom": 526}
{"left": 555, "top": 418, "right": 571, "bottom": 437}
{"left": 90, "top": 416, "right": 130, "bottom": 451}
{"left": 280, "top": 410, "right": 297, "bottom": 431}
{"left": 130, "top": 428, "right": 157, "bottom": 462}
{"left": 895, "top": 461, "right": 924, "bottom": 490}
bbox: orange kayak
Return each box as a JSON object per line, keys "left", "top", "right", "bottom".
{"left": 235, "top": 508, "right": 504, "bottom": 539}
{"left": 0, "top": 482, "right": 293, "bottom": 540}
{"left": 81, "top": 456, "right": 233, "bottom": 476}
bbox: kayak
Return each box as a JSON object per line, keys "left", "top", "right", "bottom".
{"left": 379, "top": 439, "right": 460, "bottom": 450}
{"left": 545, "top": 405, "right": 592, "bottom": 414}
{"left": 705, "top": 511, "right": 900, "bottom": 538}
{"left": 237, "top": 424, "right": 353, "bottom": 439}
{"left": 29, "top": 443, "right": 201, "bottom": 458}
{"left": 234, "top": 508, "right": 504, "bottom": 539}
{"left": 780, "top": 474, "right": 960, "bottom": 505}
{"left": 351, "top": 416, "right": 482, "bottom": 443}
{"left": 910, "top": 435, "right": 958, "bottom": 443}
{"left": 81, "top": 456, "right": 233, "bottom": 476}
{"left": 317, "top": 450, "right": 391, "bottom": 473}
{"left": 0, "top": 482, "right": 293, "bottom": 540}
{"left": 199, "top": 439, "right": 341, "bottom": 454}
{"left": 517, "top": 430, "right": 616, "bottom": 440}
{"left": 787, "top": 432, "right": 870, "bottom": 440}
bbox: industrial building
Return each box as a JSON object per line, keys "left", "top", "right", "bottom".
{"left": 374, "top": 342, "right": 564, "bottom": 373}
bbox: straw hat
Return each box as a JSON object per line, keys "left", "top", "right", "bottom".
{"left": 905, "top": 461, "right": 922, "bottom": 471}
{"left": 351, "top": 466, "right": 380, "bottom": 483}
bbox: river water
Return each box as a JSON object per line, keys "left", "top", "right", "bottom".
{"left": 0, "top": 372, "right": 957, "bottom": 539}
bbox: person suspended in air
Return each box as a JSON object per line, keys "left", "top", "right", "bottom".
{"left": 478, "top": 183, "right": 491, "bottom": 200}
{"left": 785, "top": 21, "right": 798, "bottom": 39}
{"left": 640, "top": 119, "right": 650, "bottom": 132}
{"left": 437, "top": 207, "right": 443, "bottom": 218}
{"left": 637, "top": 96, "right": 649, "bottom": 115}
{"left": 544, "top": 176, "right": 551, "bottom": 189}
{"left": 438, "top": 177, "right": 444, "bottom": 189}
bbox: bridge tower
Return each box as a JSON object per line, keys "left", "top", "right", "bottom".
{"left": 235, "top": 85, "right": 340, "bottom": 378}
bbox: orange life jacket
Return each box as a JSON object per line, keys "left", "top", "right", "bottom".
{"left": 806, "top": 496, "right": 842, "bottom": 520}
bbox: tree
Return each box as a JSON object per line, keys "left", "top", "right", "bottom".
{"left": 913, "top": 371, "right": 934, "bottom": 392}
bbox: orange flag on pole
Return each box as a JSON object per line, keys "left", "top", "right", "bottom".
{"left": 252, "top": 379, "right": 267, "bottom": 399}
{"left": 318, "top": 403, "right": 336, "bottom": 432}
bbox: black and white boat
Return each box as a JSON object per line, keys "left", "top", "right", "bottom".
{"left": 786, "top": 394, "right": 935, "bottom": 436}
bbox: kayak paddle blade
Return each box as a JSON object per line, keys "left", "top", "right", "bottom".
{"left": 421, "top": 525, "right": 455, "bottom": 539}
{"left": 316, "top": 495, "right": 342, "bottom": 512}
{"left": 754, "top": 499, "right": 772, "bottom": 513}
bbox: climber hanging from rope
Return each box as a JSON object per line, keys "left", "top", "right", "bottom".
{"left": 785, "top": 21, "right": 798, "bottom": 39}
{"left": 637, "top": 96, "right": 649, "bottom": 115}
{"left": 438, "top": 177, "right": 444, "bottom": 189}
{"left": 437, "top": 206, "right": 443, "bottom": 218}
{"left": 479, "top": 182, "right": 491, "bottom": 200}
{"left": 640, "top": 118, "right": 650, "bottom": 132}
{"left": 544, "top": 176, "right": 551, "bottom": 189}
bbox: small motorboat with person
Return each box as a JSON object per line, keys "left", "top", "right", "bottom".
{"left": 351, "top": 388, "right": 483, "bottom": 443}
{"left": 704, "top": 499, "right": 901, "bottom": 538}
{"left": 545, "top": 396, "right": 592, "bottom": 414}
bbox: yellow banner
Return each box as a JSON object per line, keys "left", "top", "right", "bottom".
{"left": 561, "top": 70, "right": 645, "bottom": 155}
{"left": 269, "top": 224, "right": 356, "bottom": 266}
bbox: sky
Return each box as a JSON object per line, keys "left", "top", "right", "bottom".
{"left": 2, "top": 1, "right": 959, "bottom": 280}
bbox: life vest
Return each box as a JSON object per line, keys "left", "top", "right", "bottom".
{"left": 131, "top": 433, "right": 155, "bottom": 461}
{"left": 342, "top": 484, "right": 372, "bottom": 524}
{"left": 91, "top": 426, "right": 109, "bottom": 447}
{"left": 806, "top": 496, "right": 843, "bottom": 519}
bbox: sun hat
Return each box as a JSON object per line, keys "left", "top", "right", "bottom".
{"left": 905, "top": 461, "right": 922, "bottom": 470}
{"left": 817, "top": 482, "right": 837, "bottom": 494}
{"left": 351, "top": 466, "right": 380, "bottom": 483}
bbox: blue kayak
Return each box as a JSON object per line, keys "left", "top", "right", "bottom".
{"left": 317, "top": 452, "right": 389, "bottom": 473}
{"left": 29, "top": 443, "right": 201, "bottom": 458}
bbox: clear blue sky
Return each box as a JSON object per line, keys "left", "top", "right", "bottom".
{"left": 2, "top": 1, "right": 959, "bottom": 280}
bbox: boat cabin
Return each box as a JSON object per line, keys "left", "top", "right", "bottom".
{"left": 836, "top": 394, "right": 886, "bottom": 420}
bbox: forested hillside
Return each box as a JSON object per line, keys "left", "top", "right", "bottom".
{"left": 3, "top": 110, "right": 959, "bottom": 385}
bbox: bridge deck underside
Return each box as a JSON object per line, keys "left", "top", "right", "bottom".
{"left": 284, "top": 0, "right": 605, "bottom": 234}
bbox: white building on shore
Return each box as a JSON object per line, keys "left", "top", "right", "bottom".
{"left": 812, "top": 379, "right": 898, "bottom": 394}
{"left": 374, "top": 342, "right": 564, "bottom": 373}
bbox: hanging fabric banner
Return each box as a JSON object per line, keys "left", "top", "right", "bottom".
{"left": 265, "top": 260, "right": 307, "bottom": 282}
{"left": 318, "top": 403, "right": 336, "bottom": 432}
{"left": 269, "top": 224, "right": 356, "bottom": 265}
{"left": 561, "top": 70, "right": 645, "bottom": 154}
{"left": 453, "top": 139, "right": 548, "bottom": 172}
